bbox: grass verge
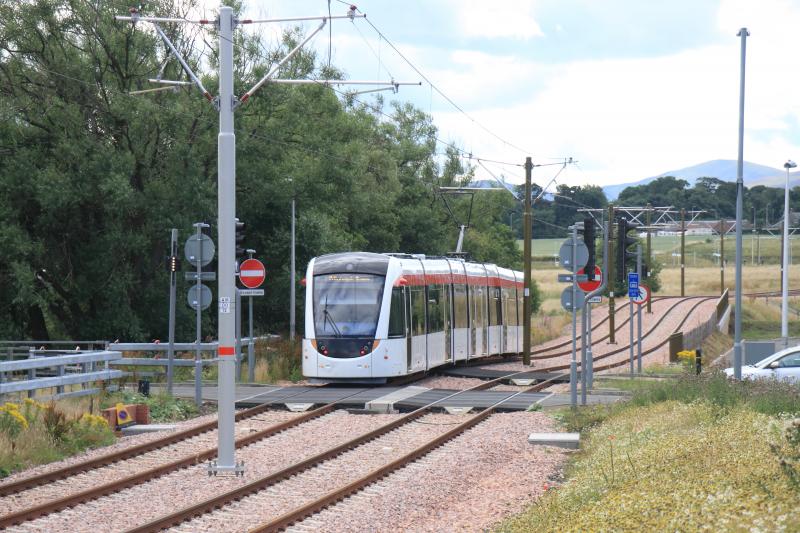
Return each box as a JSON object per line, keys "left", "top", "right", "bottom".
{"left": 0, "top": 399, "right": 115, "bottom": 479}
{"left": 497, "top": 373, "right": 800, "bottom": 532}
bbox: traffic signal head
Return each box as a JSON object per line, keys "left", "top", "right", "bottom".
{"left": 235, "top": 218, "right": 246, "bottom": 259}
{"left": 167, "top": 255, "right": 180, "bottom": 273}
{"left": 583, "top": 218, "right": 596, "bottom": 280}
{"left": 615, "top": 217, "right": 639, "bottom": 283}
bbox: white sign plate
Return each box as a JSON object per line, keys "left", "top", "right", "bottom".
{"left": 219, "top": 296, "right": 231, "bottom": 314}
{"left": 239, "top": 289, "right": 264, "bottom": 296}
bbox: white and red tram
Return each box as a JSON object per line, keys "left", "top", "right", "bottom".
{"left": 302, "top": 252, "right": 524, "bottom": 382}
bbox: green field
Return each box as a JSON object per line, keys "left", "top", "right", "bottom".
{"left": 523, "top": 233, "right": 800, "bottom": 268}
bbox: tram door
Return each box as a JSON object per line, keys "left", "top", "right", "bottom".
{"left": 405, "top": 287, "right": 412, "bottom": 372}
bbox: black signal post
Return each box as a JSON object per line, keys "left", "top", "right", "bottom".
{"left": 583, "top": 217, "right": 596, "bottom": 280}
{"left": 616, "top": 217, "right": 638, "bottom": 284}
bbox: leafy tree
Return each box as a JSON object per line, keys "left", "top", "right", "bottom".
{"left": 0, "top": 0, "right": 531, "bottom": 339}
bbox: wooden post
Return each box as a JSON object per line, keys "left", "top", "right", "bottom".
{"left": 720, "top": 219, "right": 725, "bottom": 294}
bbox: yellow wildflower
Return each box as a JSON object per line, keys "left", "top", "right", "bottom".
{"left": 9, "top": 409, "right": 28, "bottom": 430}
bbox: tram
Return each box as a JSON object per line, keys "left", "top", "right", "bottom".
{"left": 302, "top": 252, "right": 524, "bottom": 382}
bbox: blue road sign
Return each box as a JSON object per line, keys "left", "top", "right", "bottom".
{"left": 628, "top": 272, "right": 639, "bottom": 298}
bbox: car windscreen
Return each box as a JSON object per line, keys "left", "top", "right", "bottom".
{"left": 313, "top": 273, "right": 385, "bottom": 338}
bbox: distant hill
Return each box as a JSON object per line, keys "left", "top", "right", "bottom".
{"left": 603, "top": 159, "right": 799, "bottom": 200}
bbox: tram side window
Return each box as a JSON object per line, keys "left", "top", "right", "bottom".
{"left": 410, "top": 286, "right": 426, "bottom": 336}
{"left": 427, "top": 284, "right": 444, "bottom": 333}
{"left": 504, "top": 288, "right": 517, "bottom": 326}
{"left": 454, "top": 284, "right": 468, "bottom": 329}
{"left": 474, "top": 286, "right": 485, "bottom": 327}
{"left": 442, "top": 283, "right": 451, "bottom": 329}
{"left": 388, "top": 287, "right": 406, "bottom": 338}
{"left": 489, "top": 287, "right": 502, "bottom": 326}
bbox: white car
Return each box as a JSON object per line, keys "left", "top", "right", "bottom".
{"left": 724, "top": 346, "right": 800, "bottom": 383}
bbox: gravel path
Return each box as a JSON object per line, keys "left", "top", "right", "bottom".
{"left": 286, "top": 412, "right": 564, "bottom": 533}
{"left": 7, "top": 411, "right": 399, "bottom": 533}
{"left": 0, "top": 410, "right": 299, "bottom": 516}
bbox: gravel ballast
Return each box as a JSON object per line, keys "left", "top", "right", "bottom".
{"left": 287, "top": 411, "right": 564, "bottom": 533}
{"left": 7, "top": 410, "right": 400, "bottom": 533}
{"left": 0, "top": 410, "right": 300, "bottom": 516}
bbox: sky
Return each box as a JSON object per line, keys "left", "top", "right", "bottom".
{"left": 194, "top": 0, "right": 800, "bottom": 189}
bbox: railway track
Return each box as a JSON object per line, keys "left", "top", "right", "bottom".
{"left": 126, "top": 378, "right": 553, "bottom": 533}
{"left": 0, "top": 295, "right": 720, "bottom": 530}
{"left": 0, "top": 402, "right": 277, "bottom": 498}
{"left": 0, "top": 367, "right": 560, "bottom": 531}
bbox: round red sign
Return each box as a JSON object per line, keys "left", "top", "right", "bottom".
{"left": 577, "top": 266, "right": 602, "bottom": 292}
{"left": 239, "top": 258, "right": 266, "bottom": 288}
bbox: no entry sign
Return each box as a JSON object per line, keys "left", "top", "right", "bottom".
{"left": 577, "top": 266, "right": 602, "bottom": 292}
{"left": 239, "top": 258, "right": 266, "bottom": 288}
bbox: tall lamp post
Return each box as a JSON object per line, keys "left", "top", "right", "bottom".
{"left": 782, "top": 159, "right": 797, "bottom": 345}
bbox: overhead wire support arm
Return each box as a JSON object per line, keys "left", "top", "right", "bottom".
{"left": 116, "top": 11, "right": 215, "bottom": 102}
{"left": 269, "top": 79, "right": 421, "bottom": 87}
{"left": 239, "top": 19, "right": 330, "bottom": 104}
{"left": 151, "top": 23, "right": 214, "bottom": 102}
{"left": 239, "top": 14, "right": 366, "bottom": 24}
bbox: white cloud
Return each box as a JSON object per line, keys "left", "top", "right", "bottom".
{"left": 191, "top": 0, "right": 800, "bottom": 189}
{"left": 429, "top": 0, "right": 800, "bottom": 187}
{"left": 445, "top": 0, "right": 544, "bottom": 40}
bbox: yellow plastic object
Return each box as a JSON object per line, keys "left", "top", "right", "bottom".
{"left": 115, "top": 403, "right": 135, "bottom": 428}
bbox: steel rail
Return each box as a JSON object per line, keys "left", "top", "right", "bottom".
{"left": 530, "top": 295, "right": 707, "bottom": 360}
{"left": 0, "top": 402, "right": 271, "bottom": 497}
{"left": 250, "top": 409, "right": 494, "bottom": 533}
{"left": 542, "top": 296, "right": 716, "bottom": 373}
{"left": 0, "top": 386, "right": 320, "bottom": 497}
{"left": 0, "top": 404, "right": 335, "bottom": 529}
{"left": 592, "top": 294, "right": 717, "bottom": 373}
{"left": 244, "top": 297, "right": 723, "bottom": 532}
{"left": 120, "top": 370, "right": 548, "bottom": 533}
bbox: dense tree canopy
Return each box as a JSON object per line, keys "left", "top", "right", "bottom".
{"left": 617, "top": 175, "right": 798, "bottom": 224}
{"left": 0, "top": 0, "right": 527, "bottom": 340}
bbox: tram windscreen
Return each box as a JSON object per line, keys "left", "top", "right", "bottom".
{"left": 313, "top": 273, "right": 385, "bottom": 337}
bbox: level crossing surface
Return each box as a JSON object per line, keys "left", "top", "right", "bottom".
{"left": 161, "top": 383, "right": 623, "bottom": 411}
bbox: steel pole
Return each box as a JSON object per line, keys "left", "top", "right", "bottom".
{"left": 248, "top": 294, "right": 255, "bottom": 382}
{"left": 752, "top": 207, "right": 756, "bottom": 265}
{"left": 680, "top": 208, "right": 685, "bottom": 297}
{"left": 290, "top": 197, "right": 296, "bottom": 341}
{"left": 585, "top": 221, "right": 608, "bottom": 389}
{"left": 167, "top": 228, "right": 178, "bottom": 395}
{"left": 608, "top": 206, "right": 616, "bottom": 344}
{"left": 523, "top": 157, "right": 532, "bottom": 365}
{"left": 734, "top": 27, "right": 749, "bottom": 381}
{"left": 570, "top": 226, "right": 578, "bottom": 409}
{"left": 580, "top": 298, "right": 587, "bottom": 406}
{"left": 646, "top": 203, "right": 652, "bottom": 313}
{"left": 214, "top": 6, "right": 239, "bottom": 474}
{"left": 637, "top": 245, "right": 643, "bottom": 373}
{"left": 194, "top": 223, "right": 203, "bottom": 408}
{"left": 629, "top": 292, "right": 634, "bottom": 375}
{"left": 783, "top": 165, "right": 791, "bottom": 342}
